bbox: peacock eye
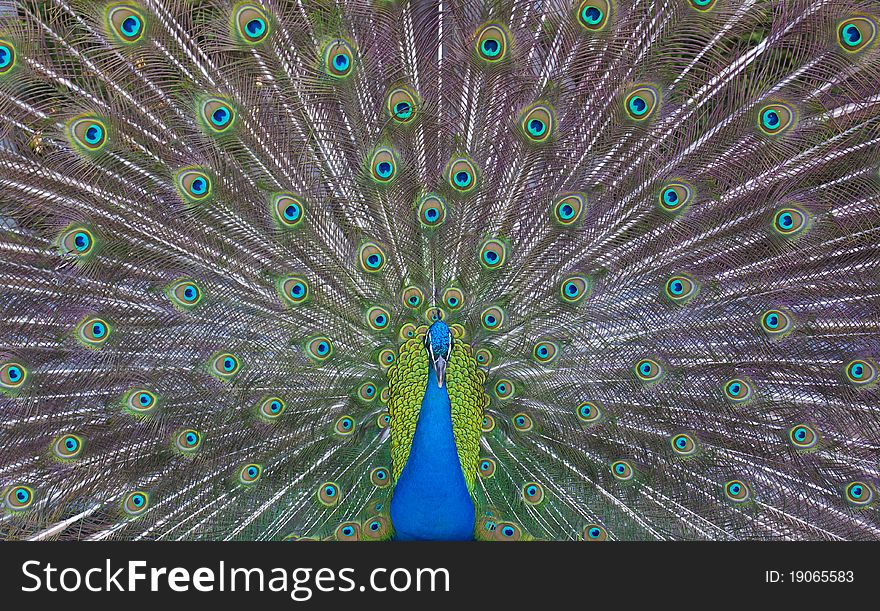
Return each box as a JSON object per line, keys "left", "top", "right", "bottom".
{"left": 362, "top": 515, "right": 390, "bottom": 539}
{"left": 0, "top": 39, "right": 17, "bottom": 74}
{"left": 724, "top": 480, "right": 751, "bottom": 503}
{"left": 481, "top": 414, "right": 496, "bottom": 432}
{"left": 58, "top": 226, "right": 96, "bottom": 258}
{"left": 576, "top": 401, "right": 602, "bottom": 424}
{"left": 788, "top": 424, "right": 819, "bottom": 450}
{"left": 335, "top": 415, "right": 355, "bottom": 435}
{"left": 772, "top": 206, "right": 808, "bottom": 237}
{"left": 359, "top": 242, "right": 386, "bottom": 273}
{"left": 844, "top": 481, "right": 875, "bottom": 507}
{"left": 664, "top": 274, "right": 699, "bottom": 304}
{"left": 5, "top": 485, "right": 34, "bottom": 510}
{"left": 496, "top": 522, "right": 522, "bottom": 540}
{"left": 107, "top": 5, "right": 146, "bottom": 43}
{"left": 199, "top": 97, "right": 236, "bottom": 133}
{"left": 689, "top": 0, "right": 718, "bottom": 11}
{"left": 175, "top": 168, "right": 213, "bottom": 203}
{"left": 335, "top": 522, "right": 360, "bottom": 541}
{"left": 475, "top": 23, "right": 509, "bottom": 63}
{"left": 670, "top": 433, "right": 697, "bottom": 456}
{"left": 521, "top": 482, "right": 545, "bottom": 505}
{"left": 168, "top": 279, "right": 203, "bottom": 310}
{"left": 386, "top": 86, "right": 419, "bottom": 123}
{"left": 760, "top": 308, "right": 794, "bottom": 338}
{"left": 402, "top": 286, "right": 424, "bottom": 309}
{"left": 358, "top": 382, "right": 377, "bottom": 402}
{"left": 416, "top": 193, "right": 447, "bottom": 228}
{"left": 68, "top": 117, "right": 108, "bottom": 152}
{"left": 478, "top": 458, "right": 496, "bottom": 478}
{"left": 481, "top": 306, "right": 505, "bottom": 331}
{"left": 210, "top": 352, "right": 240, "bottom": 379}
{"left": 479, "top": 238, "right": 507, "bottom": 269}
{"left": 369, "top": 146, "right": 399, "bottom": 183}
{"left": 474, "top": 347, "right": 492, "bottom": 367}
{"left": 584, "top": 524, "right": 608, "bottom": 541}
{"left": 318, "top": 482, "right": 340, "bottom": 506}
{"left": 174, "top": 429, "right": 202, "bottom": 453}
{"left": 239, "top": 463, "right": 262, "bottom": 484}
{"left": 519, "top": 104, "right": 555, "bottom": 143}
{"left": 512, "top": 412, "right": 533, "bottom": 431}
{"left": 533, "top": 340, "right": 559, "bottom": 364}
{"left": 724, "top": 378, "right": 753, "bottom": 403}
{"left": 234, "top": 4, "right": 270, "bottom": 44}
{"left": 442, "top": 287, "right": 464, "bottom": 311}
{"left": 366, "top": 306, "right": 391, "bottom": 331}
{"left": 125, "top": 389, "right": 158, "bottom": 415}
{"left": 370, "top": 467, "right": 391, "bottom": 488}
{"left": 1, "top": 361, "right": 28, "bottom": 390}
{"left": 494, "top": 379, "right": 515, "bottom": 400}
{"left": 845, "top": 359, "right": 877, "bottom": 386}
{"left": 577, "top": 1, "right": 611, "bottom": 31}
{"left": 624, "top": 85, "right": 660, "bottom": 121}
{"left": 278, "top": 276, "right": 309, "bottom": 306}
{"left": 635, "top": 358, "right": 664, "bottom": 382}
{"left": 446, "top": 157, "right": 478, "bottom": 193}
{"left": 123, "top": 491, "right": 150, "bottom": 516}
{"left": 53, "top": 433, "right": 84, "bottom": 460}
{"left": 77, "top": 316, "right": 111, "bottom": 348}
{"left": 611, "top": 460, "right": 634, "bottom": 481}
{"left": 552, "top": 193, "right": 586, "bottom": 225}
{"left": 306, "top": 337, "right": 334, "bottom": 361}
{"left": 323, "top": 39, "right": 356, "bottom": 78}
{"left": 837, "top": 17, "right": 877, "bottom": 53}
{"left": 758, "top": 102, "right": 795, "bottom": 135}
{"left": 259, "top": 397, "right": 286, "bottom": 420}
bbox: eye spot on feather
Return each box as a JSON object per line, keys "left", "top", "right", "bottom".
{"left": 425, "top": 307, "right": 446, "bottom": 323}
{"left": 401, "top": 286, "right": 424, "bottom": 309}
{"left": 559, "top": 275, "right": 591, "bottom": 304}
{"left": 318, "top": 482, "right": 340, "bottom": 506}
{"left": 370, "top": 467, "right": 391, "bottom": 488}
{"left": 479, "top": 238, "right": 507, "bottom": 270}
{"left": 658, "top": 181, "right": 693, "bottom": 214}
{"left": 494, "top": 379, "right": 515, "bottom": 400}
{"left": 635, "top": 358, "right": 664, "bottom": 382}
{"left": 58, "top": 225, "right": 96, "bottom": 259}
{"left": 519, "top": 103, "right": 555, "bottom": 143}
{"left": 238, "top": 463, "right": 261, "bottom": 485}
{"left": 369, "top": 146, "right": 399, "bottom": 183}
{"left": 670, "top": 433, "right": 697, "bottom": 457}
{"left": 199, "top": 97, "right": 235, "bottom": 133}
{"left": 478, "top": 458, "right": 496, "bottom": 478}
{"left": 481, "top": 306, "right": 505, "bottom": 331}
{"left": 76, "top": 316, "right": 111, "bottom": 348}
{"left": 496, "top": 522, "right": 522, "bottom": 541}
{"left": 68, "top": 117, "right": 108, "bottom": 152}
{"left": 577, "top": 1, "right": 611, "bottom": 31}
{"left": 362, "top": 515, "right": 391, "bottom": 540}
{"left": 837, "top": 17, "right": 877, "bottom": 53}
{"left": 552, "top": 193, "right": 586, "bottom": 226}
{"left": 522, "top": 482, "right": 544, "bottom": 505}
{"left": 664, "top": 274, "right": 698, "bottom": 304}
{"left": 358, "top": 382, "right": 377, "bottom": 402}
{"left": 772, "top": 206, "right": 808, "bottom": 237}
{"left": 175, "top": 168, "right": 213, "bottom": 203}
{"left": 335, "top": 522, "right": 360, "bottom": 541}
{"left": 533, "top": 340, "right": 559, "bottom": 364}
{"left": 584, "top": 524, "right": 607, "bottom": 541}
{"left": 366, "top": 306, "right": 391, "bottom": 331}
{"left": 441, "top": 287, "right": 464, "bottom": 312}
{"left": 377, "top": 411, "right": 391, "bottom": 428}
{"left": 611, "top": 459, "right": 634, "bottom": 481}
{"left": 107, "top": 5, "right": 146, "bottom": 44}
{"left": 359, "top": 242, "right": 386, "bottom": 273}
{"left": 723, "top": 378, "right": 753, "bottom": 404}
{"left": 4, "top": 485, "right": 34, "bottom": 510}
{"left": 1, "top": 362, "right": 27, "bottom": 391}
{"left": 475, "top": 23, "right": 509, "bottom": 63}
{"left": 689, "top": 0, "right": 717, "bottom": 11}
{"left": 258, "top": 397, "right": 286, "bottom": 420}
{"left": 845, "top": 359, "right": 877, "bottom": 387}
{"left": 335, "top": 415, "right": 355, "bottom": 436}
{"left": 446, "top": 157, "right": 478, "bottom": 193}
{"left": 378, "top": 348, "right": 395, "bottom": 369}
{"left": 53, "top": 433, "right": 84, "bottom": 460}
{"left": 386, "top": 86, "right": 418, "bottom": 124}
{"left": 724, "top": 480, "right": 750, "bottom": 503}
{"left": 166, "top": 279, "right": 203, "bottom": 311}
{"left": 576, "top": 401, "right": 602, "bottom": 424}
{"left": 760, "top": 308, "right": 794, "bottom": 338}
{"left": 272, "top": 193, "right": 305, "bottom": 229}
{"left": 123, "top": 491, "right": 149, "bottom": 516}
{"left": 278, "top": 276, "right": 309, "bottom": 306}
{"left": 788, "top": 424, "right": 819, "bottom": 450}
{"left": 174, "top": 429, "right": 202, "bottom": 454}
{"left": 512, "top": 412, "right": 533, "bottom": 432}
{"left": 0, "top": 40, "right": 17, "bottom": 74}
{"left": 757, "top": 102, "right": 795, "bottom": 136}
{"left": 844, "top": 481, "right": 875, "bottom": 507}
{"left": 416, "top": 193, "right": 447, "bottom": 228}
{"left": 323, "top": 39, "right": 355, "bottom": 78}
{"left": 209, "top": 352, "right": 241, "bottom": 380}
{"left": 474, "top": 347, "right": 492, "bottom": 367}
{"left": 481, "top": 414, "right": 496, "bottom": 432}
{"left": 234, "top": 4, "right": 270, "bottom": 44}
{"left": 624, "top": 85, "right": 660, "bottom": 121}
{"left": 125, "top": 389, "right": 158, "bottom": 415}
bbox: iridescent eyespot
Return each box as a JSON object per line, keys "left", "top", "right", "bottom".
{"left": 522, "top": 482, "right": 545, "bottom": 505}
{"left": 369, "top": 146, "right": 398, "bottom": 183}
{"left": 399, "top": 322, "right": 418, "bottom": 340}
{"left": 611, "top": 460, "right": 634, "bottom": 481}
{"left": 323, "top": 39, "right": 355, "bottom": 78}
{"left": 689, "top": 0, "right": 717, "bottom": 11}
{"left": 68, "top": 117, "right": 108, "bottom": 152}
{"left": 724, "top": 378, "right": 753, "bottom": 403}
{"left": 123, "top": 491, "right": 149, "bottom": 516}
{"left": 844, "top": 481, "right": 875, "bottom": 507}
{"left": 362, "top": 515, "right": 391, "bottom": 540}
{"left": 5, "top": 485, "right": 34, "bottom": 510}
{"left": 552, "top": 193, "right": 586, "bottom": 226}
{"left": 76, "top": 316, "right": 111, "bottom": 348}
{"left": 387, "top": 86, "right": 418, "bottom": 124}
{"left": 479, "top": 238, "right": 507, "bottom": 270}
{"left": 584, "top": 524, "right": 607, "bottom": 541}
{"left": 788, "top": 424, "right": 819, "bottom": 450}
{"left": 259, "top": 397, "right": 286, "bottom": 419}
{"left": 379, "top": 386, "right": 390, "bottom": 403}
{"left": 175, "top": 429, "right": 202, "bottom": 453}
{"left": 533, "top": 340, "right": 559, "bottom": 364}
{"left": 272, "top": 193, "right": 305, "bottom": 229}
{"left": 370, "top": 467, "right": 391, "bottom": 488}
{"left": 845, "top": 359, "right": 877, "bottom": 386}
{"left": 210, "top": 352, "right": 241, "bottom": 379}
{"left": 402, "top": 286, "right": 424, "bottom": 309}
{"left": 125, "top": 389, "right": 157, "bottom": 415}
{"left": 481, "top": 306, "right": 505, "bottom": 331}
{"left": 306, "top": 337, "right": 333, "bottom": 361}
{"left": 58, "top": 226, "right": 96, "bottom": 258}
{"left": 377, "top": 412, "right": 391, "bottom": 428}
{"left": 335, "top": 522, "right": 360, "bottom": 541}
{"left": 837, "top": 17, "right": 877, "bottom": 53}
{"left": 664, "top": 274, "right": 698, "bottom": 304}
{"left": 234, "top": 4, "right": 270, "bottom": 44}
{"left": 0, "top": 40, "right": 17, "bottom": 74}
{"left": 577, "top": 1, "right": 611, "bottom": 31}
{"left": 576, "top": 401, "right": 602, "bottom": 424}
{"left": 659, "top": 181, "right": 693, "bottom": 214}
{"left": 474, "top": 347, "right": 492, "bottom": 367}
{"left": 670, "top": 433, "right": 697, "bottom": 456}
{"left": 239, "top": 463, "right": 262, "bottom": 484}
{"left": 760, "top": 308, "right": 794, "bottom": 338}
{"left": 416, "top": 193, "right": 446, "bottom": 228}
{"left": 494, "top": 379, "right": 515, "bottom": 399}
{"left": 318, "top": 482, "right": 340, "bottom": 506}
{"left": 366, "top": 306, "right": 391, "bottom": 331}
{"left": 278, "top": 276, "right": 309, "bottom": 306}
{"left": 724, "top": 479, "right": 750, "bottom": 503}
{"left": 167, "top": 279, "right": 203, "bottom": 311}
{"left": 481, "top": 413, "right": 496, "bottom": 432}
{"left": 378, "top": 348, "right": 395, "bottom": 369}
{"left": 635, "top": 358, "right": 664, "bottom": 382}
{"left": 772, "top": 206, "right": 808, "bottom": 237}
{"left": 512, "top": 412, "right": 533, "bottom": 431}
{"left": 358, "top": 382, "right": 377, "bottom": 402}
{"left": 758, "top": 102, "right": 795, "bottom": 136}
{"left": 475, "top": 23, "right": 509, "bottom": 63}
{"left": 446, "top": 157, "right": 478, "bottom": 193}
{"left": 425, "top": 308, "right": 446, "bottom": 323}
{"left": 53, "top": 434, "right": 84, "bottom": 460}
{"left": 199, "top": 97, "right": 235, "bottom": 133}
{"left": 496, "top": 522, "right": 522, "bottom": 541}
{"left": 519, "top": 103, "right": 555, "bottom": 143}
{"left": 442, "top": 287, "right": 464, "bottom": 311}
{"left": 478, "top": 458, "right": 496, "bottom": 478}
{"left": 0, "top": 362, "right": 27, "bottom": 391}
{"left": 359, "top": 242, "right": 386, "bottom": 273}
{"left": 107, "top": 5, "right": 146, "bottom": 44}
{"left": 175, "top": 168, "right": 213, "bottom": 203}
{"left": 624, "top": 85, "right": 660, "bottom": 121}
{"left": 335, "top": 415, "right": 355, "bottom": 435}
{"left": 560, "top": 275, "right": 591, "bottom": 303}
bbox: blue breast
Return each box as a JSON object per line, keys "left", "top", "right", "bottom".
{"left": 390, "top": 367, "right": 475, "bottom": 540}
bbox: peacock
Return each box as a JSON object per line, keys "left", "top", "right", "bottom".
{"left": 1, "top": 0, "right": 879, "bottom": 543}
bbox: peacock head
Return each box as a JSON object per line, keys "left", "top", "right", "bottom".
{"left": 425, "top": 315, "right": 452, "bottom": 387}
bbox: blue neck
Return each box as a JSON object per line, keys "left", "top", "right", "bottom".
{"left": 390, "top": 368, "right": 475, "bottom": 540}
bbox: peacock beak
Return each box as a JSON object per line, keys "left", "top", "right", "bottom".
{"left": 433, "top": 355, "right": 447, "bottom": 388}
